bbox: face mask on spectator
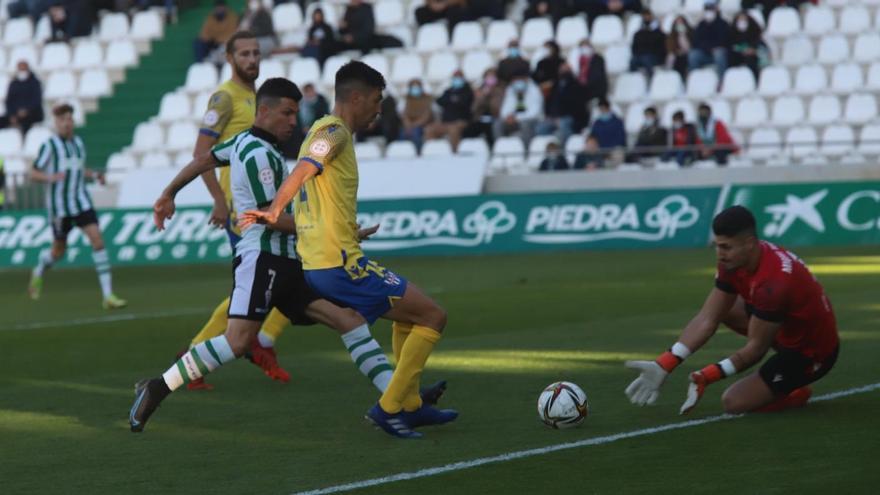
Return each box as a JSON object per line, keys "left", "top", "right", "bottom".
{"left": 409, "top": 85, "right": 423, "bottom": 97}
{"left": 451, "top": 77, "right": 465, "bottom": 89}
{"left": 736, "top": 19, "right": 748, "bottom": 31}
{"left": 644, "top": 117, "right": 656, "bottom": 126}
{"left": 508, "top": 47, "right": 520, "bottom": 58}
{"left": 675, "top": 22, "right": 687, "bottom": 33}
{"left": 704, "top": 10, "right": 717, "bottom": 22}
{"left": 16, "top": 70, "right": 29, "bottom": 81}
{"left": 699, "top": 113, "right": 710, "bottom": 124}
{"left": 579, "top": 45, "right": 593, "bottom": 57}
{"left": 598, "top": 110, "right": 611, "bottom": 121}
{"left": 513, "top": 80, "right": 527, "bottom": 92}
{"left": 673, "top": 121, "right": 683, "bottom": 129}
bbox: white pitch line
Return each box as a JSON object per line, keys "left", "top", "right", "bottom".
{"left": 292, "top": 382, "right": 880, "bottom": 495}
{"left": 0, "top": 307, "right": 209, "bottom": 331}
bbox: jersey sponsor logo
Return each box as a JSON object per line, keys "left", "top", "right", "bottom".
{"left": 309, "top": 139, "right": 331, "bottom": 157}
{"left": 203, "top": 110, "right": 220, "bottom": 126}
{"left": 259, "top": 168, "right": 274, "bottom": 185}
{"left": 763, "top": 190, "right": 828, "bottom": 237}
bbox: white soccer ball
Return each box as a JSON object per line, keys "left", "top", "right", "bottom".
{"left": 537, "top": 381, "right": 589, "bottom": 429}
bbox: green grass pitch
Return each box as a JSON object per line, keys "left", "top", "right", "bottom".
{"left": 1, "top": 246, "right": 878, "bottom": 494}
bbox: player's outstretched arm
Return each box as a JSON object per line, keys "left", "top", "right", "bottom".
{"left": 153, "top": 151, "right": 219, "bottom": 230}
{"left": 240, "top": 159, "right": 319, "bottom": 228}
{"left": 29, "top": 169, "right": 65, "bottom": 184}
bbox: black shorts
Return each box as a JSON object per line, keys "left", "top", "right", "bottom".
{"left": 51, "top": 209, "right": 98, "bottom": 241}
{"left": 759, "top": 345, "right": 839, "bottom": 396}
{"left": 228, "top": 251, "right": 319, "bottom": 325}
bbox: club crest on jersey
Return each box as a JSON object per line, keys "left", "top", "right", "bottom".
{"left": 259, "top": 168, "right": 274, "bottom": 185}
{"left": 202, "top": 110, "right": 220, "bottom": 126}
{"left": 383, "top": 271, "right": 402, "bottom": 286}
{"left": 309, "top": 139, "right": 331, "bottom": 156}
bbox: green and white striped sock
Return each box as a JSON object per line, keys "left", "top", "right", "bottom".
{"left": 162, "top": 336, "right": 235, "bottom": 391}
{"left": 92, "top": 249, "right": 112, "bottom": 298}
{"left": 341, "top": 324, "right": 394, "bottom": 392}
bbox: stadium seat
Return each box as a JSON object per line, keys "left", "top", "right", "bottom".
{"left": 651, "top": 0, "right": 682, "bottom": 17}
{"left": 807, "top": 95, "right": 842, "bottom": 125}
{"left": 39, "top": 42, "right": 71, "bottom": 72}
{"left": 166, "top": 121, "right": 199, "bottom": 152}
{"left": 78, "top": 69, "right": 112, "bottom": 99}
{"left": 99, "top": 12, "right": 130, "bottom": 42}
{"left": 802, "top": 5, "right": 835, "bottom": 36}
{"left": 3, "top": 17, "right": 33, "bottom": 46}
{"left": 140, "top": 151, "right": 172, "bottom": 169}
{"left": 624, "top": 15, "right": 642, "bottom": 44}
{"left": 354, "top": 142, "right": 382, "bottom": 160}
{"left": 793, "top": 65, "right": 827, "bottom": 95}
{"left": 686, "top": 68, "right": 719, "bottom": 100}
{"left": 383, "top": 24, "right": 413, "bottom": 48}
{"left": 649, "top": 70, "right": 684, "bottom": 101}
{"left": 757, "top": 66, "right": 791, "bottom": 97}
{"left": 390, "top": 53, "right": 423, "bottom": 85}
{"left": 131, "top": 10, "right": 164, "bottom": 41}
{"left": 273, "top": 3, "right": 303, "bottom": 33}
{"left": 105, "top": 40, "right": 138, "bottom": 69}
{"left": 191, "top": 91, "right": 212, "bottom": 120}
{"left": 34, "top": 15, "right": 51, "bottom": 44}
{"left": 766, "top": 7, "right": 800, "bottom": 39}
{"left": 157, "top": 93, "right": 192, "bottom": 123}
{"left": 817, "top": 34, "right": 849, "bottom": 65}
{"left": 173, "top": 151, "right": 193, "bottom": 168}
{"left": 720, "top": 67, "right": 756, "bottom": 98}
{"left": 682, "top": 0, "right": 704, "bottom": 17}
{"left": 662, "top": 100, "right": 696, "bottom": 125}
{"left": 520, "top": 17, "right": 554, "bottom": 50}
{"left": 360, "top": 53, "right": 389, "bottom": 78}
{"left": 770, "top": 95, "right": 806, "bottom": 127}
{"left": 624, "top": 101, "right": 649, "bottom": 133}
{"left": 0, "top": 128, "right": 23, "bottom": 157}
{"left": 602, "top": 44, "right": 630, "bottom": 75}
{"left": 7, "top": 44, "right": 38, "bottom": 71}
{"left": 564, "top": 133, "right": 583, "bottom": 157}
{"left": 451, "top": 21, "right": 483, "bottom": 52}
{"left": 748, "top": 127, "right": 782, "bottom": 160}
{"left": 185, "top": 63, "right": 219, "bottom": 93}
{"left": 321, "top": 55, "right": 351, "bottom": 87}
{"left": 131, "top": 122, "right": 165, "bottom": 153}
{"left": 485, "top": 20, "right": 518, "bottom": 51}
{"left": 288, "top": 57, "right": 321, "bottom": 87}
{"left": 868, "top": 63, "right": 880, "bottom": 90}
{"left": 72, "top": 40, "right": 104, "bottom": 70}
{"left": 106, "top": 152, "right": 137, "bottom": 173}
{"left": 853, "top": 33, "right": 880, "bottom": 63}
{"left": 0, "top": 48, "right": 5, "bottom": 73}
{"left": 820, "top": 125, "right": 855, "bottom": 157}
{"left": 23, "top": 126, "right": 51, "bottom": 157}
{"left": 457, "top": 138, "right": 490, "bottom": 156}
{"left": 461, "top": 51, "right": 494, "bottom": 82}
{"left": 734, "top": 97, "right": 769, "bottom": 128}
{"left": 44, "top": 70, "right": 77, "bottom": 100}
{"left": 830, "top": 63, "right": 863, "bottom": 94}
{"left": 491, "top": 136, "right": 526, "bottom": 171}
{"left": 839, "top": 5, "right": 871, "bottom": 34}
{"left": 305, "top": 1, "right": 336, "bottom": 27}
{"left": 857, "top": 123, "right": 880, "bottom": 155}
{"left": 219, "top": 61, "right": 233, "bottom": 82}
{"left": 256, "top": 59, "right": 287, "bottom": 88}
{"left": 526, "top": 135, "right": 557, "bottom": 168}
{"left": 556, "top": 16, "right": 588, "bottom": 49}
{"left": 707, "top": 98, "right": 733, "bottom": 125}
{"left": 844, "top": 93, "right": 878, "bottom": 124}
{"left": 416, "top": 23, "right": 449, "bottom": 53}
{"left": 426, "top": 52, "right": 460, "bottom": 84}
{"left": 374, "top": 0, "right": 404, "bottom": 28}
{"left": 590, "top": 15, "right": 624, "bottom": 47}
{"left": 385, "top": 140, "right": 418, "bottom": 158}
{"left": 781, "top": 36, "right": 814, "bottom": 67}
{"left": 785, "top": 126, "right": 819, "bottom": 158}
{"left": 612, "top": 72, "right": 647, "bottom": 103}
{"left": 421, "top": 139, "right": 454, "bottom": 157}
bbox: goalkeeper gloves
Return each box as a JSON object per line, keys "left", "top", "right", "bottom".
{"left": 624, "top": 343, "right": 691, "bottom": 406}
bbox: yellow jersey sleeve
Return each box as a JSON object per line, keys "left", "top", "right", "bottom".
{"left": 300, "top": 123, "right": 349, "bottom": 174}
{"left": 199, "top": 90, "right": 234, "bottom": 139}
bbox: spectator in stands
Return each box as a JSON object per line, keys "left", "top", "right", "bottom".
{"left": 359, "top": 94, "right": 402, "bottom": 144}
{"left": 663, "top": 110, "right": 699, "bottom": 166}
{"left": 576, "top": 0, "right": 644, "bottom": 27}
{"left": 472, "top": 68, "right": 506, "bottom": 145}
{"left": 628, "top": 106, "right": 667, "bottom": 162}
{"left": 536, "top": 62, "right": 589, "bottom": 145}
{"left": 426, "top": 70, "right": 473, "bottom": 152}
{"left": 574, "top": 39, "right": 608, "bottom": 102}
{"left": 241, "top": 0, "right": 277, "bottom": 56}
{"left": 539, "top": 141, "right": 570, "bottom": 171}
{"left": 666, "top": 15, "right": 693, "bottom": 81}
{"left": 337, "top": 0, "right": 403, "bottom": 54}
{"left": 415, "top": 0, "right": 469, "bottom": 28}
{"left": 573, "top": 135, "right": 605, "bottom": 170}
{"left": 497, "top": 40, "right": 531, "bottom": 84}
{"left": 400, "top": 79, "right": 434, "bottom": 151}
{"left": 0, "top": 61, "right": 44, "bottom": 134}
{"left": 729, "top": 11, "right": 766, "bottom": 82}
{"left": 47, "top": 3, "right": 69, "bottom": 42}
{"left": 688, "top": 1, "right": 730, "bottom": 80}
{"left": 533, "top": 41, "right": 565, "bottom": 95}
{"left": 524, "top": 0, "right": 575, "bottom": 26}
{"left": 303, "top": 7, "right": 336, "bottom": 66}
{"left": 193, "top": 0, "right": 239, "bottom": 63}
{"left": 742, "top": 0, "right": 810, "bottom": 23}
{"left": 495, "top": 74, "right": 543, "bottom": 145}
{"left": 695, "top": 103, "right": 738, "bottom": 165}
{"left": 630, "top": 10, "right": 666, "bottom": 79}
{"left": 297, "top": 83, "right": 330, "bottom": 134}
{"left": 588, "top": 98, "right": 625, "bottom": 150}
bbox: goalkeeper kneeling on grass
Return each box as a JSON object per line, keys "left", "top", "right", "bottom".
{"left": 624, "top": 206, "right": 839, "bottom": 415}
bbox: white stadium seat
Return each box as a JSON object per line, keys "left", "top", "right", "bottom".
{"left": 23, "top": 126, "right": 52, "bottom": 157}
{"left": 820, "top": 125, "right": 855, "bottom": 157}
{"left": 131, "top": 10, "right": 164, "bottom": 41}
{"left": 602, "top": 44, "right": 630, "bottom": 75}
{"left": 0, "top": 128, "right": 23, "bottom": 156}
{"left": 748, "top": 128, "right": 782, "bottom": 160}
{"left": 426, "top": 52, "right": 460, "bottom": 84}
{"left": 390, "top": 53, "right": 423, "bottom": 85}
{"left": 360, "top": 53, "right": 388, "bottom": 78}
{"left": 526, "top": 135, "right": 558, "bottom": 169}
{"left": 803, "top": 6, "right": 835, "bottom": 36}
{"left": 322, "top": 55, "right": 351, "bottom": 87}
{"left": 185, "top": 63, "right": 219, "bottom": 93}
{"left": 785, "top": 126, "right": 818, "bottom": 159}
{"left": 844, "top": 93, "right": 878, "bottom": 124}
{"left": 624, "top": 15, "right": 642, "bottom": 44}
{"left": 174, "top": 151, "right": 194, "bottom": 168}
{"left": 734, "top": 97, "right": 769, "bottom": 128}
{"left": 256, "top": 58, "right": 287, "bottom": 87}
{"left": 305, "top": 1, "right": 336, "bottom": 27}
{"left": 757, "top": 66, "right": 791, "bottom": 97}
{"left": 166, "top": 121, "right": 199, "bottom": 152}
{"left": 651, "top": 0, "right": 682, "bottom": 17}
{"left": 857, "top": 123, "right": 880, "bottom": 155}
{"left": 451, "top": 22, "right": 483, "bottom": 52}
{"left": 72, "top": 41, "right": 104, "bottom": 70}
{"left": 853, "top": 33, "right": 880, "bottom": 63}
{"left": 39, "top": 42, "right": 71, "bottom": 72}
{"left": 662, "top": 100, "right": 696, "bottom": 125}
{"left": 766, "top": 7, "right": 800, "bottom": 39}
{"left": 140, "top": 151, "right": 172, "bottom": 169}
{"left": 0, "top": 49, "right": 6, "bottom": 73}
{"left": 706, "top": 98, "right": 733, "bottom": 126}
{"left": 273, "top": 3, "right": 303, "bottom": 33}
{"left": 625, "top": 101, "right": 649, "bottom": 133}
{"left": 612, "top": 72, "right": 647, "bottom": 103}
{"left": 781, "top": 36, "right": 814, "bottom": 67}
{"left": 421, "top": 139, "right": 453, "bottom": 157}
{"left": 793, "top": 65, "right": 827, "bottom": 95}
{"left": 191, "top": 91, "right": 212, "bottom": 120}
{"left": 354, "top": 142, "right": 382, "bottom": 160}
{"left": 384, "top": 24, "right": 413, "bottom": 48}
{"left": 686, "top": 68, "right": 719, "bottom": 100}
{"left": 131, "top": 122, "right": 165, "bottom": 153}
{"left": 839, "top": 5, "right": 871, "bottom": 34}
{"left": 648, "top": 70, "right": 683, "bottom": 101}
{"left": 44, "top": 70, "right": 77, "bottom": 100}
{"left": 682, "top": 0, "right": 705, "bottom": 17}
{"left": 520, "top": 17, "right": 554, "bottom": 50}
{"left": 374, "top": 0, "right": 404, "bottom": 28}
{"left": 385, "top": 140, "right": 418, "bottom": 158}
{"left": 7, "top": 45, "right": 38, "bottom": 71}
{"left": 99, "top": 13, "right": 130, "bottom": 42}
{"left": 720, "top": 67, "right": 756, "bottom": 98}
{"left": 590, "top": 15, "right": 623, "bottom": 47}
{"left": 868, "top": 63, "right": 880, "bottom": 90}
{"left": 288, "top": 57, "right": 321, "bottom": 86}
{"left": 3, "top": 17, "right": 33, "bottom": 46}
{"left": 770, "top": 95, "right": 805, "bottom": 127}
{"left": 807, "top": 95, "right": 842, "bottom": 125}
{"left": 157, "top": 93, "right": 192, "bottom": 123}
{"left": 415, "top": 23, "right": 449, "bottom": 53}
{"left": 556, "top": 16, "right": 588, "bottom": 49}
{"left": 830, "top": 63, "right": 863, "bottom": 94}
{"left": 457, "top": 138, "right": 490, "bottom": 156}
{"left": 2, "top": 158, "right": 27, "bottom": 174}
{"left": 485, "top": 20, "right": 518, "bottom": 51}
{"left": 817, "top": 34, "right": 849, "bottom": 65}
{"left": 491, "top": 136, "right": 526, "bottom": 172}
{"left": 461, "top": 50, "right": 493, "bottom": 82}
{"left": 107, "top": 153, "right": 137, "bottom": 172}
{"left": 34, "top": 15, "right": 51, "bottom": 44}
{"left": 105, "top": 40, "right": 138, "bottom": 69}
{"left": 78, "top": 69, "right": 112, "bottom": 98}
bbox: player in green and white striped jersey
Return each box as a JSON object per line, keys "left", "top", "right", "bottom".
{"left": 28, "top": 103, "right": 126, "bottom": 309}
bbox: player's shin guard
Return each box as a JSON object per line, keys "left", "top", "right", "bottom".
{"left": 342, "top": 324, "right": 394, "bottom": 392}
{"left": 162, "top": 336, "right": 236, "bottom": 391}
{"left": 190, "top": 298, "right": 231, "bottom": 346}
{"left": 92, "top": 249, "right": 113, "bottom": 298}
{"left": 260, "top": 309, "right": 289, "bottom": 343}
{"left": 391, "top": 321, "right": 413, "bottom": 364}
{"left": 379, "top": 325, "right": 441, "bottom": 414}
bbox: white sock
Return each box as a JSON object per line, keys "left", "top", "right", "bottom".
{"left": 257, "top": 330, "right": 275, "bottom": 348}
{"left": 34, "top": 251, "right": 55, "bottom": 277}
{"left": 162, "top": 336, "right": 235, "bottom": 391}
{"left": 341, "top": 324, "right": 393, "bottom": 392}
{"left": 92, "top": 249, "right": 112, "bottom": 298}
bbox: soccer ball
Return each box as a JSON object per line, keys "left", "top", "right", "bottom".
{"left": 537, "top": 381, "right": 589, "bottom": 429}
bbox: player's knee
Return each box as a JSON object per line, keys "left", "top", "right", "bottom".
{"left": 721, "top": 390, "right": 749, "bottom": 414}
{"left": 92, "top": 239, "right": 105, "bottom": 251}
{"left": 425, "top": 305, "right": 447, "bottom": 332}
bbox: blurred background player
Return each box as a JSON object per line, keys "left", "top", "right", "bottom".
{"left": 625, "top": 206, "right": 839, "bottom": 415}
{"left": 28, "top": 104, "right": 126, "bottom": 310}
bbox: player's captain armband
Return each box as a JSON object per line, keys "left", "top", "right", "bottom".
{"left": 199, "top": 91, "right": 233, "bottom": 138}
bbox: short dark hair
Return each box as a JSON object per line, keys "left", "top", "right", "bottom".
{"left": 698, "top": 103, "right": 712, "bottom": 113}
{"left": 52, "top": 103, "right": 73, "bottom": 117}
{"left": 256, "top": 78, "right": 303, "bottom": 106}
{"left": 335, "top": 60, "right": 386, "bottom": 101}
{"left": 226, "top": 30, "right": 257, "bottom": 54}
{"left": 672, "top": 110, "right": 685, "bottom": 121}
{"left": 713, "top": 205, "right": 757, "bottom": 238}
{"left": 645, "top": 106, "right": 658, "bottom": 116}
{"left": 597, "top": 98, "right": 610, "bottom": 108}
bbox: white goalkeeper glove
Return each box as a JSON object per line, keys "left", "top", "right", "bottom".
{"left": 624, "top": 360, "right": 669, "bottom": 406}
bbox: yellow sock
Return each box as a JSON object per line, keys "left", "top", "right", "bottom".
{"left": 190, "top": 297, "right": 230, "bottom": 346}
{"left": 391, "top": 321, "right": 413, "bottom": 364}
{"left": 260, "top": 309, "right": 290, "bottom": 341}
{"left": 379, "top": 325, "right": 441, "bottom": 414}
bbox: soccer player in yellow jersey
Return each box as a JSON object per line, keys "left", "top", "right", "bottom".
{"left": 242, "top": 61, "right": 458, "bottom": 439}
{"left": 183, "top": 30, "right": 292, "bottom": 388}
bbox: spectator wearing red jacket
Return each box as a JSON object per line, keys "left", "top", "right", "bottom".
{"left": 695, "top": 103, "right": 738, "bottom": 165}
{"left": 663, "top": 110, "right": 698, "bottom": 166}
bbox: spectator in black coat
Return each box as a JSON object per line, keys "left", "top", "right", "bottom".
{"left": 627, "top": 106, "right": 668, "bottom": 162}
{"left": 729, "top": 11, "right": 765, "bottom": 82}
{"left": 573, "top": 135, "right": 605, "bottom": 170}
{"left": 1, "top": 61, "right": 44, "bottom": 133}
{"left": 338, "top": 0, "right": 376, "bottom": 54}
{"left": 425, "top": 70, "right": 474, "bottom": 152}
{"left": 535, "top": 62, "right": 589, "bottom": 145}
{"left": 302, "top": 8, "right": 336, "bottom": 66}
{"left": 524, "top": 0, "right": 575, "bottom": 25}
{"left": 688, "top": 1, "right": 730, "bottom": 80}
{"left": 539, "top": 141, "right": 570, "bottom": 171}
{"left": 497, "top": 39, "right": 531, "bottom": 84}
{"left": 666, "top": 15, "right": 693, "bottom": 81}
{"left": 573, "top": 39, "right": 608, "bottom": 102}
{"left": 533, "top": 40, "right": 564, "bottom": 94}
{"left": 630, "top": 10, "right": 666, "bottom": 79}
